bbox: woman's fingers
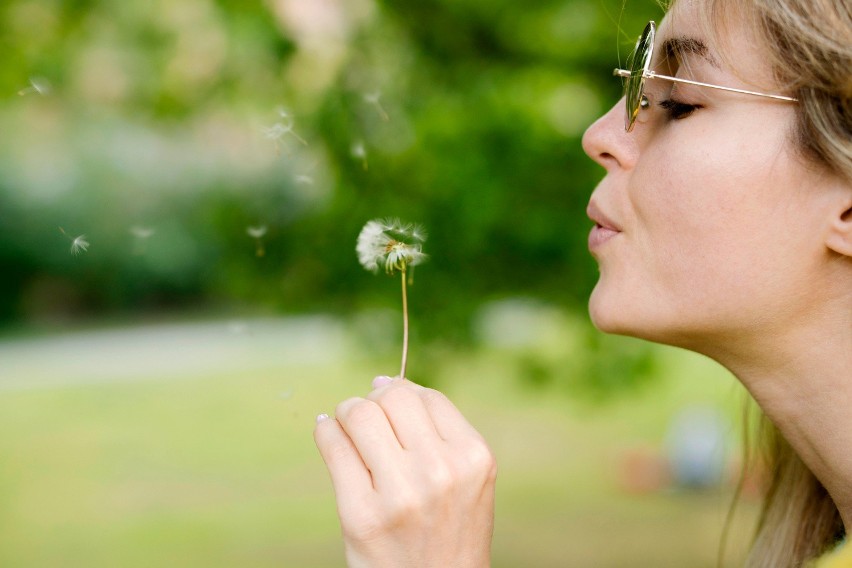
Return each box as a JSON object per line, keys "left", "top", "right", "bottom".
{"left": 368, "top": 379, "right": 496, "bottom": 483}
{"left": 333, "top": 396, "right": 405, "bottom": 489}
{"left": 315, "top": 378, "right": 497, "bottom": 568}
{"left": 313, "top": 415, "right": 375, "bottom": 513}
{"left": 418, "top": 386, "right": 485, "bottom": 443}
{"left": 366, "top": 380, "right": 442, "bottom": 450}
{"left": 370, "top": 379, "right": 484, "bottom": 443}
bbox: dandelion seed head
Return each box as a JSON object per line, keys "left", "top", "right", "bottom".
{"left": 70, "top": 235, "right": 90, "bottom": 255}
{"left": 356, "top": 221, "right": 386, "bottom": 272}
{"left": 357, "top": 218, "right": 427, "bottom": 275}
{"left": 247, "top": 225, "right": 268, "bottom": 239}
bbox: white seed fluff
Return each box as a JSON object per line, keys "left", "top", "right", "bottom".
{"left": 356, "top": 218, "right": 427, "bottom": 274}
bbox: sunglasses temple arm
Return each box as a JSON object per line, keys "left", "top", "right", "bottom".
{"left": 612, "top": 68, "right": 795, "bottom": 102}
{"left": 632, "top": 70, "right": 797, "bottom": 102}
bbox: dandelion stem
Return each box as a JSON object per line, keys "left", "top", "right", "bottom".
{"left": 400, "top": 265, "right": 409, "bottom": 379}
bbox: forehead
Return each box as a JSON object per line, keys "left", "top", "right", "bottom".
{"left": 657, "top": 0, "right": 774, "bottom": 84}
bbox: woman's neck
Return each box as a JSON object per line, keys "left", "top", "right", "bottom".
{"left": 709, "top": 317, "right": 852, "bottom": 531}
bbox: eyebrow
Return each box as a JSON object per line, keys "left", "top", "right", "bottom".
{"left": 661, "top": 36, "right": 720, "bottom": 68}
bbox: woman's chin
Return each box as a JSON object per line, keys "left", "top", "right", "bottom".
{"left": 589, "top": 309, "right": 631, "bottom": 336}
{"left": 588, "top": 285, "right": 662, "bottom": 340}
{"left": 589, "top": 290, "right": 707, "bottom": 352}
{"left": 588, "top": 288, "right": 633, "bottom": 335}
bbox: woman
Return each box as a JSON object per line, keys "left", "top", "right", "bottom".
{"left": 314, "top": 0, "right": 852, "bottom": 566}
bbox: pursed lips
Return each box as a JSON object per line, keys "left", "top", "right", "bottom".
{"left": 586, "top": 200, "right": 622, "bottom": 232}
{"left": 586, "top": 200, "right": 622, "bottom": 251}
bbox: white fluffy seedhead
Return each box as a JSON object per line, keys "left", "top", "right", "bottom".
{"left": 356, "top": 218, "right": 427, "bottom": 274}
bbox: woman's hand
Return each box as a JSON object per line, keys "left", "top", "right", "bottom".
{"left": 314, "top": 376, "right": 497, "bottom": 568}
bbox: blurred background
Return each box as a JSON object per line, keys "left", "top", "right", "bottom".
{"left": 0, "top": 0, "right": 760, "bottom": 566}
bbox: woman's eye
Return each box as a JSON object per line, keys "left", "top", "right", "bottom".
{"left": 658, "top": 98, "right": 701, "bottom": 120}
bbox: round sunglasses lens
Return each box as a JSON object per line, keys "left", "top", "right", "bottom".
{"left": 624, "top": 22, "right": 655, "bottom": 130}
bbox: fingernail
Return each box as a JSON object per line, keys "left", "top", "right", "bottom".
{"left": 316, "top": 413, "right": 330, "bottom": 423}
{"left": 372, "top": 375, "right": 394, "bottom": 389}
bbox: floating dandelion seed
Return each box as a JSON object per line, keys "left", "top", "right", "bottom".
{"left": 247, "top": 225, "right": 268, "bottom": 257}
{"left": 247, "top": 225, "right": 267, "bottom": 239}
{"left": 262, "top": 124, "right": 287, "bottom": 155}
{"left": 70, "top": 236, "right": 90, "bottom": 255}
{"left": 294, "top": 160, "right": 318, "bottom": 185}
{"left": 263, "top": 108, "right": 308, "bottom": 155}
{"left": 356, "top": 218, "right": 427, "bottom": 379}
{"left": 59, "top": 227, "right": 89, "bottom": 255}
{"left": 351, "top": 141, "right": 368, "bottom": 170}
{"left": 18, "top": 77, "right": 51, "bottom": 96}
{"left": 130, "top": 226, "right": 155, "bottom": 239}
{"left": 130, "top": 226, "right": 155, "bottom": 255}
{"left": 364, "top": 91, "right": 389, "bottom": 121}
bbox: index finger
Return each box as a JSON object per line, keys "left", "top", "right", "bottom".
{"left": 418, "top": 386, "right": 484, "bottom": 442}
{"left": 314, "top": 416, "right": 376, "bottom": 513}
{"left": 370, "top": 379, "right": 482, "bottom": 443}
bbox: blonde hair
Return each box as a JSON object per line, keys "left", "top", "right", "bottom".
{"left": 666, "top": 0, "right": 852, "bottom": 566}
{"left": 742, "top": 416, "right": 845, "bottom": 567}
{"left": 700, "top": 0, "right": 852, "bottom": 183}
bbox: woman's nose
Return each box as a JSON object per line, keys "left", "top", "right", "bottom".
{"left": 581, "top": 98, "right": 638, "bottom": 172}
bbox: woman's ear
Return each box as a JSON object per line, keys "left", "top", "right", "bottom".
{"left": 825, "top": 193, "right": 852, "bottom": 257}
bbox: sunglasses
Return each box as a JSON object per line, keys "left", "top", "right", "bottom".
{"left": 613, "top": 21, "right": 797, "bottom": 132}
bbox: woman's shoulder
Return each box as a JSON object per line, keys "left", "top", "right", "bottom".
{"left": 812, "top": 540, "right": 852, "bottom": 568}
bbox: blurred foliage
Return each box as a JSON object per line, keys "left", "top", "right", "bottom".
{"left": 0, "top": 0, "right": 665, "bottom": 393}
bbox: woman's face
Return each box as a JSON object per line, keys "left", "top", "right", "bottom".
{"left": 581, "top": 1, "right": 840, "bottom": 351}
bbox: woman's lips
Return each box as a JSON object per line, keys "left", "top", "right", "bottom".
{"left": 588, "top": 224, "right": 620, "bottom": 250}
{"left": 586, "top": 201, "right": 622, "bottom": 251}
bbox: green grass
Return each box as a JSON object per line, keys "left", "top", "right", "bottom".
{"left": 0, "top": 329, "right": 759, "bottom": 567}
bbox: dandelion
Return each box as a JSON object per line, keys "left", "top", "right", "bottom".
{"left": 294, "top": 174, "right": 314, "bottom": 185}
{"left": 247, "top": 225, "right": 268, "bottom": 257}
{"left": 59, "top": 227, "right": 89, "bottom": 255}
{"left": 356, "top": 218, "right": 427, "bottom": 379}
{"left": 351, "top": 140, "right": 368, "bottom": 170}
{"left": 263, "top": 108, "right": 308, "bottom": 155}
{"left": 364, "top": 91, "right": 389, "bottom": 121}
{"left": 18, "top": 77, "right": 51, "bottom": 96}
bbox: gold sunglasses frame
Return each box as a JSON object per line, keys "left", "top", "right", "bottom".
{"left": 613, "top": 21, "right": 797, "bottom": 132}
